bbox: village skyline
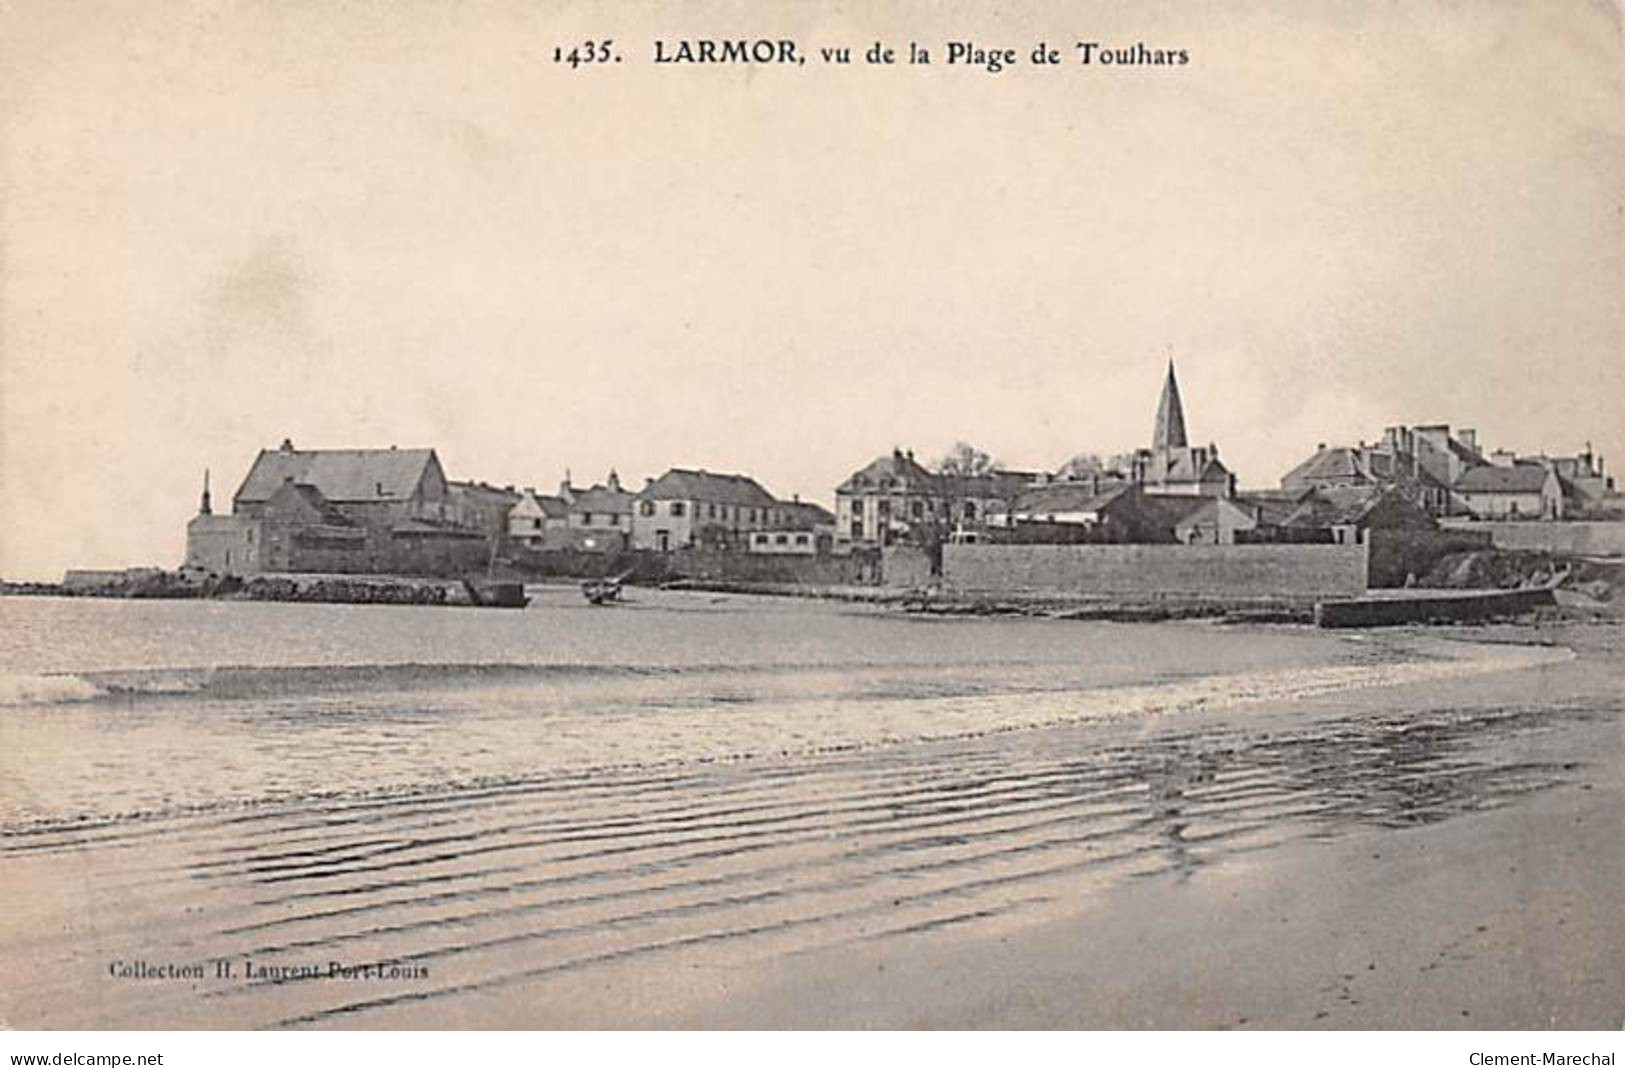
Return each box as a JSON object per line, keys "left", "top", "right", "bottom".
{"left": 3, "top": 1, "right": 1621, "bottom": 579}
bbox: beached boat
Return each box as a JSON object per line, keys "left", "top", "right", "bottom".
{"left": 581, "top": 577, "right": 624, "bottom": 605}
{"left": 460, "top": 579, "right": 530, "bottom": 608}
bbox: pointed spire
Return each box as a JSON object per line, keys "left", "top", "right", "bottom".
{"left": 199, "top": 468, "right": 213, "bottom": 516}
{"left": 1152, "top": 360, "right": 1188, "bottom": 451}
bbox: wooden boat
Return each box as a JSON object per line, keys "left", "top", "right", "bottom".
{"left": 460, "top": 579, "right": 531, "bottom": 608}
{"left": 581, "top": 573, "right": 628, "bottom": 605}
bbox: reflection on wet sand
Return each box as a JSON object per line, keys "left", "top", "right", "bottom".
{"left": 1, "top": 683, "right": 1605, "bottom": 1029}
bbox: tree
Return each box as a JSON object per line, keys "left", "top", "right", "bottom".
{"left": 1057, "top": 451, "right": 1133, "bottom": 481}
{"left": 935, "top": 441, "right": 999, "bottom": 478}
{"left": 930, "top": 442, "right": 1002, "bottom": 548}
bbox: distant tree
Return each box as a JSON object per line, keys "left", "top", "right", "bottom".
{"left": 934, "top": 441, "right": 999, "bottom": 478}
{"left": 926, "top": 442, "right": 1002, "bottom": 552}
{"left": 1057, "top": 451, "right": 1133, "bottom": 481}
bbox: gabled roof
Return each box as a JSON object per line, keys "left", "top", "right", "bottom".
{"left": 236, "top": 445, "right": 439, "bottom": 503}
{"left": 1011, "top": 481, "right": 1135, "bottom": 515}
{"left": 267, "top": 481, "right": 355, "bottom": 526}
{"left": 778, "top": 500, "right": 836, "bottom": 527}
{"left": 570, "top": 485, "right": 636, "bottom": 513}
{"left": 640, "top": 468, "right": 779, "bottom": 508}
{"left": 1283, "top": 485, "right": 1433, "bottom": 529}
{"left": 1282, "top": 446, "right": 1372, "bottom": 487}
{"left": 837, "top": 451, "right": 939, "bottom": 494}
{"left": 1235, "top": 489, "right": 1313, "bottom": 526}
{"left": 514, "top": 491, "right": 570, "bottom": 519}
{"left": 1454, "top": 463, "right": 1553, "bottom": 494}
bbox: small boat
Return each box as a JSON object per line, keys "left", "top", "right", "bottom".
{"left": 461, "top": 579, "right": 531, "bottom": 608}
{"left": 581, "top": 573, "right": 629, "bottom": 605}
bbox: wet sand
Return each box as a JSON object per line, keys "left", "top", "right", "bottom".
{"left": 1, "top": 622, "right": 1619, "bottom": 1029}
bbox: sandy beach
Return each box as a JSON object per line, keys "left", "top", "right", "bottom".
{"left": 0, "top": 594, "right": 1619, "bottom": 1030}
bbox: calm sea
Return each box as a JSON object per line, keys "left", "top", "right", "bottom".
{"left": 0, "top": 589, "right": 1425, "bottom": 830}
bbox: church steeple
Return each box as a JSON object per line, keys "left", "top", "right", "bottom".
{"left": 1152, "top": 360, "right": 1188, "bottom": 451}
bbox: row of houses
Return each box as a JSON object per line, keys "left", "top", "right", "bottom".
{"left": 185, "top": 364, "right": 1617, "bottom": 577}
{"left": 185, "top": 440, "right": 841, "bottom": 576}
{"left": 823, "top": 363, "right": 1616, "bottom": 551}
{"left": 1280, "top": 425, "right": 1613, "bottom": 522}
{"left": 505, "top": 468, "right": 837, "bottom": 556}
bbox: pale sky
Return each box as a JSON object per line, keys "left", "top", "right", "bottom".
{"left": 2, "top": 0, "right": 1621, "bottom": 579}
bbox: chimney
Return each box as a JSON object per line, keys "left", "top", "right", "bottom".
{"left": 279, "top": 438, "right": 295, "bottom": 452}
{"left": 1459, "top": 428, "right": 1477, "bottom": 456}
{"left": 198, "top": 469, "right": 212, "bottom": 516}
{"left": 606, "top": 469, "right": 621, "bottom": 492}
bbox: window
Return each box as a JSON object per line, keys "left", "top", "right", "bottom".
{"left": 610, "top": 513, "right": 621, "bottom": 526}
{"left": 795, "top": 534, "right": 809, "bottom": 545}
{"left": 911, "top": 500, "right": 923, "bottom": 519}
{"left": 671, "top": 501, "right": 685, "bottom": 517}
{"left": 639, "top": 501, "right": 654, "bottom": 517}
{"left": 708, "top": 503, "right": 717, "bottom": 519}
{"left": 774, "top": 534, "right": 788, "bottom": 545}
{"left": 963, "top": 501, "right": 977, "bottom": 520}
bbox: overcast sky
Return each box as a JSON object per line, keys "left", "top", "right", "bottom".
{"left": 2, "top": 0, "right": 1621, "bottom": 578}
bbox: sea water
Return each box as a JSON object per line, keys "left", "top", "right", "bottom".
{"left": 0, "top": 589, "right": 1556, "bottom": 829}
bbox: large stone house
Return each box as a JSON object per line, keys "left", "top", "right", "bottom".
{"left": 1280, "top": 425, "right": 1475, "bottom": 516}
{"left": 184, "top": 440, "right": 491, "bottom": 576}
{"left": 835, "top": 449, "right": 1037, "bottom": 549}
{"left": 1453, "top": 462, "right": 1567, "bottom": 520}
{"left": 631, "top": 468, "right": 785, "bottom": 552}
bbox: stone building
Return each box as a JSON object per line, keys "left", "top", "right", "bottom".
{"left": 834, "top": 449, "right": 1037, "bottom": 550}
{"left": 1125, "top": 363, "right": 1236, "bottom": 498}
{"left": 631, "top": 468, "right": 785, "bottom": 552}
{"left": 184, "top": 440, "right": 492, "bottom": 576}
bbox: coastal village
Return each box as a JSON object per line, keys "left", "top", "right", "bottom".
{"left": 30, "top": 361, "right": 1624, "bottom": 620}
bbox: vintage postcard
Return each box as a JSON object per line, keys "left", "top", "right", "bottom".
{"left": 1, "top": 0, "right": 1622, "bottom": 1044}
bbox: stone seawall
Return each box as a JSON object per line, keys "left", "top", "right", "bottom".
{"left": 943, "top": 543, "right": 1368, "bottom": 599}
{"left": 1439, "top": 520, "right": 1625, "bottom": 558}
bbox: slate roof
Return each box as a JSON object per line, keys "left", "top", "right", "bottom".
{"left": 947, "top": 470, "right": 1039, "bottom": 500}
{"left": 1282, "top": 485, "right": 1432, "bottom": 529}
{"left": 1011, "top": 482, "right": 1135, "bottom": 516}
{"left": 640, "top": 468, "right": 779, "bottom": 508}
{"left": 777, "top": 500, "right": 836, "bottom": 528}
{"left": 1454, "top": 464, "right": 1553, "bottom": 494}
{"left": 274, "top": 482, "right": 355, "bottom": 526}
{"left": 236, "top": 446, "right": 439, "bottom": 503}
{"left": 515, "top": 491, "right": 570, "bottom": 520}
{"left": 1281, "top": 446, "right": 1372, "bottom": 487}
{"left": 837, "top": 451, "right": 939, "bottom": 494}
{"left": 1235, "top": 490, "right": 1312, "bottom": 526}
{"left": 534, "top": 495, "right": 570, "bottom": 519}
{"left": 570, "top": 485, "right": 636, "bottom": 514}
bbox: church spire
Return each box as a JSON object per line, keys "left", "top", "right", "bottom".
{"left": 1152, "top": 360, "right": 1188, "bottom": 451}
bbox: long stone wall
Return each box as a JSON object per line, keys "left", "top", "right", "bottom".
{"left": 1438, "top": 520, "right": 1625, "bottom": 558}
{"left": 943, "top": 543, "right": 1368, "bottom": 599}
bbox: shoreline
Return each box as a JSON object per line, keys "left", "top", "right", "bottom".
{"left": 1, "top": 617, "right": 1618, "bottom": 1028}
{"left": 10, "top": 571, "right": 1614, "bottom": 628}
